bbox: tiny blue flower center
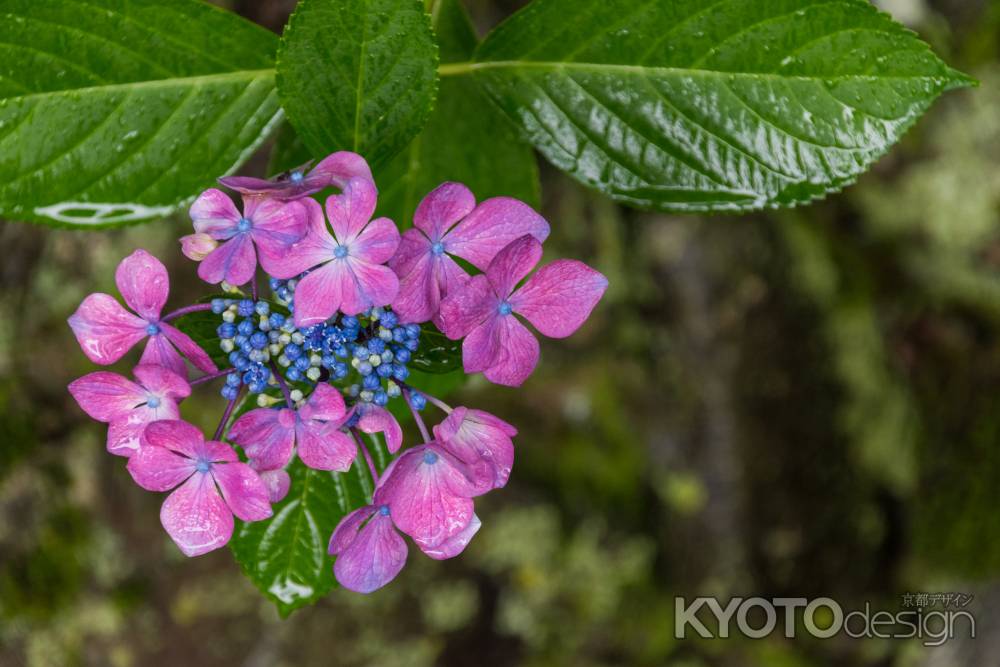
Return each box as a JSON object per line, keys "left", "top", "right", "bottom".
{"left": 146, "top": 323, "right": 161, "bottom": 336}
{"left": 237, "top": 217, "right": 252, "bottom": 233}
{"left": 146, "top": 396, "right": 161, "bottom": 409}
{"left": 290, "top": 171, "right": 304, "bottom": 184}
{"left": 378, "top": 505, "right": 390, "bottom": 516}
{"left": 430, "top": 242, "right": 446, "bottom": 256}
{"left": 423, "top": 451, "right": 439, "bottom": 465}
{"left": 333, "top": 245, "right": 349, "bottom": 259}
{"left": 195, "top": 459, "right": 211, "bottom": 473}
{"left": 498, "top": 302, "right": 513, "bottom": 316}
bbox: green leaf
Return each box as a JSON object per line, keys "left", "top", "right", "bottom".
{"left": 172, "top": 309, "right": 227, "bottom": 368}
{"left": 0, "top": 0, "right": 282, "bottom": 227}
{"left": 453, "top": 0, "right": 974, "bottom": 213}
{"left": 375, "top": 0, "right": 539, "bottom": 225}
{"left": 410, "top": 324, "right": 462, "bottom": 374}
{"left": 276, "top": 0, "right": 439, "bottom": 170}
{"left": 230, "top": 454, "right": 380, "bottom": 616}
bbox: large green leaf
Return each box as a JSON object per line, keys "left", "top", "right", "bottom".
{"left": 448, "top": 0, "right": 973, "bottom": 213}
{"left": 0, "top": 0, "right": 282, "bottom": 227}
{"left": 375, "top": 0, "right": 539, "bottom": 226}
{"left": 276, "top": 0, "right": 438, "bottom": 170}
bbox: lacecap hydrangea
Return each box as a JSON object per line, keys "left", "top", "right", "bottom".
{"left": 68, "top": 152, "right": 607, "bottom": 593}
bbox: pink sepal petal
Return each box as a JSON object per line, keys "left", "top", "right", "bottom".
{"left": 298, "top": 382, "right": 346, "bottom": 423}
{"left": 419, "top": 513, "right": 481, "bottom": 560}
{"left": 133, "top": 364, "right": 191, "bottom": 400}
{"left": 255, "top": 466, "right": 291, "bottom": 503}
{"left": 297, "top": 423, "right": 356, "bottom": 472}
{"left": 291, "top": 262, "right": 348, "bottom": 327}
{"left": 211, "top": 462, "right": 273, "bottom": 522}
{"left": 261, "top": 199, "right": 335, "bottom": 279}
{"left": 390, "top": 251, "right": 438, "bottom": 325}
{"left": 139, "top": 334, "right": 188, "bottom": 378}
{"left": 357, "top": 405, "right": 403, "bottom": 453}
{"left": 446, "top": 198, "right": 550, "bottom": 271}
{"left": 351, "top": 217, "right": 400, "bottom": 265}
{"left": 115, "top": 250, "right": 168, "bottom": 321}
{"left": 160, "top": 472, "right": 233, "bottom": 557}
{"left": 434, "top": 407, "right": 516, "bottom": 493}
{"left": 332, "top": 510, "right": 408, "bottom": 594}
{"left": 127, "top": 442, "right": 195, "bottom": 491}
{"left": 228, "top": 408, "right": 296, "bottom": 470}
{"left": 511, "top": 260, "right": 608, "bottom": 338}
{"left": 190, "top": 189, "right": 241, "bottom": 239}
{"left": 413, "top": 182, "right": 476, "bottom": 241}
{"left": 437, "top": 274, "right": 494, "bottom": 340}
{"left": 141, "top": 419, "right": 203, "bottom": 459}
{"left": 199, "top": 439, "right": 239, "bottom": 463}
{"left": 161, "top": 323, "right": 218, "bottom": 374}
{"left": 486, "top": 235, "right": 542, "bottom": 298}
{"left": 480, "top": 315, "right": 540, "bottom": 387}
{"left": 197, "top": 233, "right": 256, "bottom": 287}
{"left": 326, "top": 177, "right": 378, "bottom": 243}
{"left": 329, "top": 506, "right": 376, "bottom": 555}
{"left": 107, "top": 413, "right": 173, "bottom": 457}
{"left": 389, "top": 229, "right": 433, "bottom": 285}
{"left": 68, "top": 293, "right": 147, "bottom": 365}
{"left": 244, "top": 197, "right": 309, "bottom": 250}
{"left": 68, "top": 371, "right": 145, "bottom": 422}
{"left": 344, "top": 259, "right": 399, "bottom": 313}
{"left": 311, "top": 151, "right": 374, "bottom": 190}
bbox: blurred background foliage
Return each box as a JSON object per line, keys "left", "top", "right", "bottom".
{"left": 2, "top": 0, "right": 1000, "bottom": 665}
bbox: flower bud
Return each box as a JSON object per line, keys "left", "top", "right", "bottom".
{"left": 179, "top": 233, "right": 217, "bottom": 261}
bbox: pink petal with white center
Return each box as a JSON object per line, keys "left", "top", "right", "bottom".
{"left": 375, "top": 445, "right": 476, "bottom": 547}
{"left": 326, "top": 177, "right": 378, "bottom": 243}
{"left": 160, "top": 472, "right": 234, "bottom": 557}
{"left": 115, "top": 250, "right": 169, "bottom": 321}
{"left": 190, "top": 188, "right": 241, "bottom": 239}
{"left": 68, "top": 293, "right": 147, "bottom": 365}
{"left": 332, "top": 510, "right": 407, "bottom": 594}
{"left": 357, "top": 405, "right": 403, "bottom": 453}
{"left": 343, "top": 258, "right": 399, "bottom": 313}
{"left": 298, "top": 382, "right": 346, "bottom": 423}
{"left": 161, "top": 323, "right": 218, "bottom": 374}
{"left": 68, "top": 371, "right": 146, "bottom": 422}
{"left": 419, "top": 513, "right": 481, "bottom": 560}
{"left": 311, "top": 151, "right": 374, "bottom": 190}
{"left": 291, "top": 261, "right": 349, "bottom": 327}
{"left": 413, "top": 182, "right": 476, "bottom": 241}
{"left": 180, "top": 233, "right": 218, "bottom": 261}
{"left": 139, "top": 333, "right": 188, "bottom": 378}
{"left": 211, "top": 461, "right": 272, "bottom": 522}
{"left": 434, "top": 407, "right": 516, "bottom": 493}
{"left": 511, "top": 260, "right": 608, "bottom": 338}
{"left": 446, "top": 198, "right": 550, "bottom": 271}
{"left": 228, "top": 408, "right": 296, "bottom": 470}
{"left": 197, "top": 233, "right": 256, "bottom": 287}
{"left": 141, "top": 419, "right": 204, "bottom": 459}
{"left": 127, "top": 441, "right": 196, "bottom": 491}
{"left": 486, "top": 235, "right": 542, "bottom": 298}
{"left": 133, "top": 364, "right": 191, "bottom": 400}
{"left": 351, "top": 216, "right": 400, "bottom": 264}
{"left": 244, "top": 196, "right": 308, "bottom": 250}
{"left": 297, "top": 422, "right": 356, "bottom": 472}
{"left": 481, "top": 315, "right": 540, "bottom": 387}
{"left": 437, "top": 274, "right": 494, "bottom": 340}
{"left": 260, "top": 198, "right": 335, "bottom": 279}
{"left": 255, "top": 466, "right": 290, "bottom": 503}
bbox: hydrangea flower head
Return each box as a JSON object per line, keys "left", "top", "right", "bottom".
{"left": 127, "top": 420, "right": 272, "bottom": 556}
{"left": 389, "top": 182, "right": 550, "bottom": 326}
{"left": 68, "top": 249, "right": 217, "bottom": 378}
{"left": 218, "top": 151, "right": 373, "bottom": 200}
{"left": 439, "top": 235, "right": 608, "bottom": 386}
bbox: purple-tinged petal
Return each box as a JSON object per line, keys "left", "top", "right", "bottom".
{"left": 115, "top": 249, "right": 169, "bottom": 321}
{"left": 245, "top": 197, "right": 308, "bottom": 250}
{"left": 228, "top": 408, "right": 296, "bottom": 470}
{"left": 430, "top": 257, "right": 477, "bottom": 332}
{"left": 419, "top": 513, "right": 481, "bottom": 560}
{"left": 375, "top": 445, "right": 477, "bottom": 548}
{"left": 446, "top": 198, "right": 550, "bottom": 271}
{"left": 197, "top": 234, "right": 256, "bottom": 287}
{"left": 180, "top": 233, "right": 218, "bottom": 261}
{"left": 107, "top": 413, "right": 173, "bottom": 457}
{"left": 388, "top": 228, "right": 433, "bottom": 283}
{"left": 329, "top": 506, "right": 375, "bottom": 555}
{"left": 460, "top": 317, "right": 503, "bottom": 375}
{"left": 217, "top": 175, "right": 282, "bottom": 195}
{"left": 437, "top": 274, "right": 495, "bottom": 340}
{"left": 342, "top": 258, "right": 399, "bottom": 314}
{"left": 68, "top": 293, "right": 147, "bottom": 365}
{"left": 310, "top": 151, "right": 374, "bottom": 190}
{"left": 160, "top": 472, "right": 234, "bottom": 557}
{"left": 511, "top": 260, "right": 608, "bottom": 338}
{"left": 211, "top": 461, "right": 272, "bottom": 522}
{"left": 486, "top": 235, "right": 542, "bottom": 299}
{"left": 326, "top": 177, "right": 378, "bottom": 244}
{"left": 190, "top": 189, "right": 241, "bottom": 239}
{"left": 254, "top": 466, "right": 290, "bottom": 503}
{"left": 391, "top": 251, "right": 438, "bottom": 325}
{"left": 68, "top": 371, "right": 146, "bottom": 422}
{"left": 434, "top": 407, "right": 516, "bottom": 493}
{"left": 133, "top": 364, "right": 191, "bottom": 400}
{"left": 357, "top": 405, "right": 403, "bottom": 453}
{"left": 297, "top": 422, "right": 356, "bottom": 472}
{"left": 413, "top": 182, "right": 476, "bottom": 241}
{"left": 333, "top": 510, "right": 407, "bottom": 594}
{"left": 127, "top": 441, "right": 196, "bottom": 491}
{"left": 139, "top": 333, "right": 188, "bottom": 378}
{"left": 351, "top": 217, "right": 400, "bottom": 265}
{"left": 291, "top": 262, "right": 349, "bottom": 327}
{"left": 299, "top": 382, "right": 347, "bottom": 423}
{"left": 481, "top": 315, "right": 540, "bottom": 387}
{"left": 141, "top": 419, "right": 203, "bottom": 459}
{"left": 161, "top": 323, "right": 218, "bottom": 374}
{"left": 199, "top": 439, "right": 240, "bottom": 464}
{"left": 261, "top": 199, "right": 335, "bottom": 279}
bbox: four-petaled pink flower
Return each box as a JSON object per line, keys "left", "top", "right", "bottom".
{"left": 439, "top": 235, "right": 608, "bottom": 387}
{"left": 68, "top": 250, "right": 217, "bottom": 379}
{"left": 229, "top": 383, "right": 357, "bottom": 472}
{"left": 127, "top": 420, "right": 272, "bottom": 556}
{"left": 389, "top": 182, "right": 550, "bottom": 326}
{"left": 434, "top": 407, "right": 516, "bottom": 494}
{"left": 219, "top": 151, "right": 373, "bottom": 201}
{"left": 266, "top": 177, "right": 400, "bottom": 327}
{"left": 69, "top": 364, "right": 190, "bottom": 457}
{"left": 187, "top": 190, "right": 307, "bottom": 287}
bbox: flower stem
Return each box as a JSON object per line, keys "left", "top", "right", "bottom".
{"left": 250, "top": 273, "right": 258, "bottom": 301}
{"left": 190, "top": 368, "right": 234, "bottom": 386}
{"left": 269, "top": 362, "right": 294, "bottom": 409}
{"left": 402, "top": 387, "right": 432, "bottom": 443}
{"left": 213, "top": 386, "right": 243, "bottom": 441}
{"left": 161, "top": 303, "right": 213, "bottom": 321}
{"left": 351, "top": 428, "right": 379, "bottom": 489}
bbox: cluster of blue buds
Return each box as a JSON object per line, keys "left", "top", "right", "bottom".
{"left": 211, "top": 296, "right": 295, "bottom": 399}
